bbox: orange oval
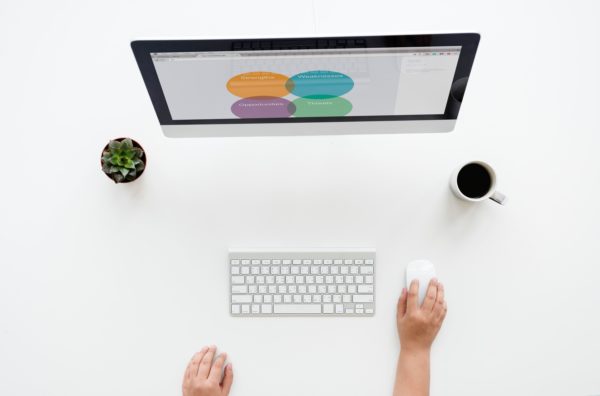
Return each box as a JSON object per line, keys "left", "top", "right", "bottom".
{"left": 226, "top": 71, "right": 292, "bottom": 98}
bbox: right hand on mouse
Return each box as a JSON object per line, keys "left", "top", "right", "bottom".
{"left": 397, "top": 279, "right": 447, "bottom": 352}
{"left": 182, "top": 345, "right": 233, "bottom": 396}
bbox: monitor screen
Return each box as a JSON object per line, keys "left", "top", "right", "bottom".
{"left": 132, "top": 34, "right": 480, "bottom": 133}
{"left": 150, "top": 46, "right": 461, "bottom": 121}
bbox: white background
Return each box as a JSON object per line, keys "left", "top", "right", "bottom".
{"left": 0, "top": 1, "right": 599, "bottom": 396}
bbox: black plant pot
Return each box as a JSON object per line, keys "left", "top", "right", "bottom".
{"left": 100, "top": 137, "right": 147, "bottom": 183}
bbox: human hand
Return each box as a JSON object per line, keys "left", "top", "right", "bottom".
{"left": 182, "top": 345, "right": 233, "bottom": 396}
{"left": 397, "top": 279, "right": 447, "bottom": 353}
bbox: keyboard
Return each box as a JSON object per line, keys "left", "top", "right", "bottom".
{"left": 229, "top": 249, "right": 375, "bottom": 316}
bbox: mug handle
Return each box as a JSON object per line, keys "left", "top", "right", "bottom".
{"left": 490, "top": 191, "right": 507, "bottom": 205}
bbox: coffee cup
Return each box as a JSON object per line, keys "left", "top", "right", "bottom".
{"left": 450, "top": 161, "right": 506, "bottom": 205}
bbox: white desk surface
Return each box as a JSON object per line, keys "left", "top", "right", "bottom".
{"left": 1, "top": 1, "right": 599, "bottom": 395}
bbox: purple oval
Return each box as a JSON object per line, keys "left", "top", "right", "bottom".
{"left": 231, "top": 96, "right": 295, "bottom": 118}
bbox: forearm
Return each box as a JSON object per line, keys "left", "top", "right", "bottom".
{"left": 393, "top": 348, "right": 430, "bottom": 396}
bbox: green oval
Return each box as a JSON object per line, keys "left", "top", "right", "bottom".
{"left": 290, "top": 97, "right": 352, "bottom": 117}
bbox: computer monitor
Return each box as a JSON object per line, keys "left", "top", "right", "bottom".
{"left": 131, "top": 33, "right": 480, "bottom": 137}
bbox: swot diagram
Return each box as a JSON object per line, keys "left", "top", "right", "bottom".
{"left": 226, "top": 70, "right": 354, "bottom": 118}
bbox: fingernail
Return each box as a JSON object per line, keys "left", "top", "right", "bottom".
{"left": 221, "top": 352, "right": 228, "bottom": 359}
{"left": 228, "top": 363, "right": 233, "bottom": 371}
{"left": 201, "top": 346, "right": 208, "bottom": 352}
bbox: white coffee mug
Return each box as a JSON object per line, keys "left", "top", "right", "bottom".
{"left": 450, "top": 161, "right": 507, "bottom": 205}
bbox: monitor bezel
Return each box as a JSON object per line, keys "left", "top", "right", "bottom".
{"left": 131, "top": 33, "right": 480, "bottom": 126}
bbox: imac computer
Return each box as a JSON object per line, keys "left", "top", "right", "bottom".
{"left": 131, "top": 33, "right": 480, "bottom": 137}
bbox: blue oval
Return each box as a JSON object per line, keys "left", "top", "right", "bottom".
{"left": 286, "top": 70, "right": 354, "bottom": 99}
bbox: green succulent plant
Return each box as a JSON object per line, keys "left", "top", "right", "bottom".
{"left": 101, "top": 138, "right": 145, "bottom": 183}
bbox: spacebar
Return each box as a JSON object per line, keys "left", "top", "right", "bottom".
{"left": 273, "top": 304, "right": 322, "bottom": 314}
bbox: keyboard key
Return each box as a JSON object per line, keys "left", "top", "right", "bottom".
{"left": 261, "top": 259, "right": 271, "bottom": 265}
{"left": 303, "top": 259, "right": 312, "bottom": 265}
{"left": 282, "top": 259, "right": 292, "bottom": 265}
{"left": 232, "top": 285, "right": 247, "bottom": 294}
{"left": 358, "top": 285, "right": 373, "bottom": 293}
{"left": 251, "top": 304, "right": 260, "bottom": 314}
{"left": 344, "top": 259, "right": 353, "bottom": 265}
{"left": 248, "top": 285, "right": 258, "bottom": 293}
{"left": 365, "top": 259, "right": 374, "bottom": 265}
{"left": 366, "top": 276, "right": 374, "bottom": 284}
{"left": 323, "top": 304, "right": 334, "bottom": 313}
{"left": 231, "top": 259, "right": 240, "bottom": 265}
{"left": 231, "top": 276, "right": 245, "bottom": 284}
{"left": 241, "top": 304, "right": 250, "bottom": 314}
{"left": 241, "top": 267, "right": 250, "bottom": 275}
{"left": 231, "top": 266, "right": 240, "bottom": 275}
{"left": 273, "top": 304, "right": 322, "bottom": 314}
{"left": 252, "top": 260, "right": 260, "bottom": 265}
{"left": 353, "top": 295, "right": 374, "bottom": 303}
{"left": 261, "top": 304, "right": 273, "bottom": 314}
{"left": 241, "top": 259, "right": 250, "bottom": 265}
{"left": 232, "top": 304, "right": 241, "bottom": 314}
{"left": 232, "top": 295, "right": 252, "bottom": 303}
{"left": 324, "top": 259, "right": 333, "bottom": 265}
{"left": 253, "top": 295, "right": 263, "bottom": 303}
{"left": 360, "top": 266, "right": 374, "bottom": 274}
{"left": 335, "top": 304, "right": 344, "bottom": 313}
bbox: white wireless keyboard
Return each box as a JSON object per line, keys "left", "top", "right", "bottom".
{"left": 229, "top": 249, "right": 375, "bottom": 316}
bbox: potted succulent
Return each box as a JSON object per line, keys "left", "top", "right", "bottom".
{"left": 101, "top": 138, "right": 146, "bottom": 183}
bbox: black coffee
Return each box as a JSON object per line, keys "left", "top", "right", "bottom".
{"left": 457, "top": 163, "right": 492, "bottom": 198}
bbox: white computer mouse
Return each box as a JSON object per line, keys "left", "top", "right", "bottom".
{"left": 406, "top": 260, "right": 437, "bottom": 305}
